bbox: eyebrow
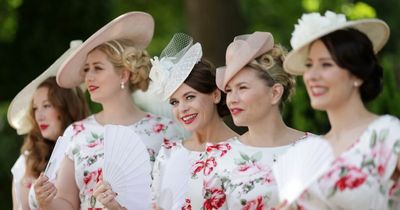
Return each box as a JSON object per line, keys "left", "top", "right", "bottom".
{"left": 183, "top": 91, "right": 197, "bottom": 97}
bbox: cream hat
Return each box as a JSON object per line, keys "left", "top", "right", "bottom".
{"left": 284, "top": 11, "right": 390, "bottom": 75}
{"left": 7, "top": 40, "right": 83, "bottom": 135}
{"left": 57, "top": 11, "right": 155, "bottom": 88}
{"left": 148, "top": 33, "right": 202, "bottom": 101}
{"left": 215, "top": 32, "right": 274, "bottom": 91}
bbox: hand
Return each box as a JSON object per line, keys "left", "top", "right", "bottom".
{"left": 34, "top": 173, "right": 57, "bottom": 207}
{"left": 93, "top": 180, "right": 124, "bottom": 210}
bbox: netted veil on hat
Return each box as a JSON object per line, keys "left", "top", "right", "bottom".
{"left": 7, "top": 40, "right": 83, "bottom": 135}
{"left": 284, "top": 10, "right": 390, "bottom": 75}
{"left": 149, "top": 33, "right": 202, "bottom": 101}
{"left": 57, "top": 11, "right": 155, "bottom": 88}
{"left": 216, "top": 31, "right": 274, "bottom": 91}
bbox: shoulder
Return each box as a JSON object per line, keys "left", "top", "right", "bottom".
{"left": 64, "top": 115, "right": 96, "bottom": 137}
{"left": 205, "top": 137, "right": 237, "bottom": 158}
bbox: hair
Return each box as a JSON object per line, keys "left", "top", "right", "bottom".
{"left": 21, "top": 76, "right": 89, "bottom": 178}
{"left": 94, "top": 39, "right": 152, "bottom": 93}
{"left": 184, "top": 59, "right": 230, "bottom": 117}
{"left": 247, "top": 44, "right": 296, "bottom": 110}
{"left": 319, "top": 28, "right": 383, "bottom": 102}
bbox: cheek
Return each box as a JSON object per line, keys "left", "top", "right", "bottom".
{"left": 172, "top": 107, "right": 179, "bottom": 120}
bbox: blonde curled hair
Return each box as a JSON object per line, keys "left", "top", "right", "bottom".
{"left": 95, "top": 39, "right": 151, "bottom": 92}
{"left": 248, "top": 44, "right": 295, "bottom": 110}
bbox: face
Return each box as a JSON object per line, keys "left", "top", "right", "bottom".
{"left": 84, "top": 49, "right": 123, "bottom": 103}
{"left": 225, "top": 67, "right": 278, "bottom": 126}
{"left": 169, "top": 83, "right": 219, "bottom": 132}
{"left": 32, "top": 87, "right": 62, "bottom": 141}
{"left": 303, "top": 40, "right": 361, "bottom": 110}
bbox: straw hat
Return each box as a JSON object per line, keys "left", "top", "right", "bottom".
{"left": 57, "top": 11, "right": 155, "bottom": 88}
{"left": 284, "top": 11, "right": 390, "bottom": 75}
{"left": 7, "top": 40, "right": 83, "bottom": 135}
{"left": 215, "top": 32, "right": 274, "bottom": 91}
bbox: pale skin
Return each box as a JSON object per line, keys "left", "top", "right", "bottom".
{"left": 34, "top": 49, "right": 146, "bottom": 210}
{"left": 275, "top": 40, "right": 400, "bottom": 209}
{"left": 12, "top": 86, "right": 62, "bottom": 210}
{"left": 151, "top": 83, "right": 237, "bottom": 210}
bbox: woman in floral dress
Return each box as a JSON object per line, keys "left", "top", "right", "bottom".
{"left": 202, "top": 32, "right": 308, "bottom": 210}
{"left": 150, "top": 33, "right": 237, "bottom": 210}
{"left": 33, "top": 12, "right": 182, "bottom": 210}
{"left": 279, "top": 11, "right": 400, "bottom": 210}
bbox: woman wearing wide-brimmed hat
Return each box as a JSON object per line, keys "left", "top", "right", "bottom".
{"left": 8, "top": 41, "right": 89, "bottom": 210}
{"left": 201, "top": 32, "right": 308, "bottom": 209}
{"left": 34, "top": 12, "right": 183, "bottom": 210}
{"left": 149, "top": 33, "right": 237, "bottom": 210}
{"left": 277, "top": 11, "right": 400, "bottom": 210}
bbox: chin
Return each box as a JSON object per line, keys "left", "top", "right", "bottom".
{"left": 232, "top": 118, "right": 247, "bottom": 127}
{"left": 310, "top": 101, "right": 329, "bottom": 111}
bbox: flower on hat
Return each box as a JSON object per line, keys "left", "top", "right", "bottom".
{"left": 290, "top": 11, "right": 346, "bottom": 49}
{"left": 149, "top": 56, "right": 175, "bottom": 95}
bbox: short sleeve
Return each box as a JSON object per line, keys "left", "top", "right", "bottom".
{"left": 63, "top": 124, "right": 76, "bottom": 160}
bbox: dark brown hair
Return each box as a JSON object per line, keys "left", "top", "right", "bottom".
{"left": 184, "top": 60, "right": 230, "bottom": 117}
{"left": 21, "top": 76, "right": 89, "bottom": 177}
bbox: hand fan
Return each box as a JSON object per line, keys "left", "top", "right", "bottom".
{"left": 158, "top": 148, "right": 191, "bottom": 210}
{"left": 44, "top": 136, "right": 69, "bottom": 182}
{"left": 103, "top": 125, "right": 152, "bottom": 210}
{"left": 273, "top": 137, "right": 335, "bottom": 205}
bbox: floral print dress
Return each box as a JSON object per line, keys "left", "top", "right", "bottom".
{"left": 202, "top": 135, "right": 308, "bottom": 210}
{"left": 64, "top": 114, "right": 182, "bottom": 209}
{"left": 152, "top": 139, "right": 207, "bottom": 210}
{"left": 296, "top": 115, "right": 400, "bottom": 210}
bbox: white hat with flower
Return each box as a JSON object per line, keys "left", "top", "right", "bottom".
{"left": 149, "top": 33, "right": 202, "bottom": 101}
{"left": 284, "top": 10, "right": 390, "bottom": 75}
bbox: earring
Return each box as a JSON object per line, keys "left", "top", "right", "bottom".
{"left": 120, "top": 81, "right": 125, "bottom": 89}
{"left": 353, "top": 81, "right": 360, "bottom": 87}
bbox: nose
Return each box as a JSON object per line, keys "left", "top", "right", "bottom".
{"left": 303, "top": 67, "right": 320, "bottom": 83}
{"left": 35, "top": 107, "right": 45, "bottom": 123}
{"left": 84, "top": 68, "right": 95, "bottom": 83}
{"left": 226, "top": 90, "right": 238, "bottom": 107}
{"left": 178, "top": 101, "right": 189, "bottom": 114}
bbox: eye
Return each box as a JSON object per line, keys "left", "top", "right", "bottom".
{"left": 322, "top": 62, "right": 333, "bottom": 68}
{"left": 225, "top": 88, "right": 232, "bottom": 93}
{"left": 169, "top": 99, "right": 178, "bottom": 106}
{"left": 43, "top": 103, "right": 53, "bottom": 109}
{"left": 83, "top": 67, "right": 89, "bottom": 73}
{"left": 305, "top": 62, "right": 312, "bottom": 68}
{"left": 186, "top": 95, "right": 195, "bottom": 100}
{"left": 239, "top": 85, "right": 248, "bottom": 90}
{"left": 94, "top": 66, "right": 103, "bottom": 71}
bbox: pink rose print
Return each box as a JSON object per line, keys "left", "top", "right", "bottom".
{"left": 203, "top": 188, "right": 226, "bottom": 210}
{"left": 206, "top": 143, "right": 231, "bottom": 157}
{"left": 73, "top": 121, "right": 85, "bottom": 136}
{"left": 163, "top": 139, "right": 177, "bottom": 149}
{"left": 182, "top": 198, "right": 192, "bottom": 210}
{"left": 335, "top": 166, "right": 367, "bottom": 191}
{"left": 153, "top": 123, "right": 165, "bottom": 133}
{"left": 242, "top": 196, "right": 264, "bottom": 210}
{"left": 192, "top": 160, "right": 205, "bottom": 177}
{"left": 371, "top": 141, "right": 391, "bottom": 176}
{"left": 204, "top": 157, "right": 217, "bottom": 176}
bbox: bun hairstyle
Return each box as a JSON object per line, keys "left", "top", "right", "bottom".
{"left": 248, "top": 44, "right": 296, "bottom": 110}
{"left": 96, "top": 39, "right": 152, "bottom": 92}
{"left": 184, "top": 59, "right": 230, "bottom": 117}
{"left": 320, "top": 28, "right": 383, "bottom": 102}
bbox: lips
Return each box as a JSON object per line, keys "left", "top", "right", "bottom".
{"left": 181, "top": 113, "right": 197, "bottom": 125}
{"left": 230, "top": 108, "right": 243, "bottom": 116}
{"left": 309, "top": 86, "right": 327, "bottom": 97}
{"left": 39, "top": 124, "right": 49, "bottom": 130}
{"left": 88, "top": 85, "right": 98, "bottom": 92}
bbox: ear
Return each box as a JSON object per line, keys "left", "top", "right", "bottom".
{"left": 120, "top": 68, "right": 131, "bottom": 83}
{"left": 212, "top": 89, "right": 222, "bottom": 104}
{"left": 270, "top": 83, "right": 284, "bottom": 105}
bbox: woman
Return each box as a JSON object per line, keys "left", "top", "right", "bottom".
{"left": 201, "top": 32, "right": 308, "bottom": 209}
{"left": 150, "top": 33, "right": 237, "bottom": 209}
{"left": 9, "top": 40, "right": 89, "bottom": 210}
{"left": 34, "top": 12, "right": 182, "bottom": 210}
{"left": 280, "top": 11, "right": 400, "bottom": 210}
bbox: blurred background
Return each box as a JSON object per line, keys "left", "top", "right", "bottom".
{"left": 0, "top": 0, "right": 399, "bottom": 208}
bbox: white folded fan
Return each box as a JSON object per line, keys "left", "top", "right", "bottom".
{"left": 158, "top": 148, "right": 191, "bottom": 210}
{"left": 273, "top": 137, "right": 335, "bottom": 204}
{"left": 44, "top": 136, "right": 69, "bottom": 182}
{"left": 103, "top": 125, "right": 152, "bottom": 210}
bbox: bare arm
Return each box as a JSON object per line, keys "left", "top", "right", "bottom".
{"left": 36, "top": 156, "right": 80, "bottom": 210}
{"left": 12, "top": 181, "right": 18, "bottom": 210}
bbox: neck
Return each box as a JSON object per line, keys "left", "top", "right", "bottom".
{"left": 96, "top": 92, "right": 144, "bottom": 125}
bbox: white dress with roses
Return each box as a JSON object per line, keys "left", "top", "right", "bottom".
{"left": 202, "top": 135, "right": 308, "bottom": 210}
{"left": 295, "top": 115, "right": 400, "bottom": 210}
{"left": 152, "top": 140, "right": 207, "bottom": 210}
{"left": 64, "top": 114, "right": 182, "bottom": 209}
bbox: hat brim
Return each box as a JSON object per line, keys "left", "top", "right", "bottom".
{"left": 284, "top": 19, "right": 390, "bottom": 75}
{"left": 57, "top": 12, "right": 155, "bottom": 88}
{"left": 8, "top": 41, "right": 82, "bottom": 135}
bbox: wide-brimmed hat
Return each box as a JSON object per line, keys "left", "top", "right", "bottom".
{"left": 148, "top": 33, "right": 202, "bottom": 101}
{"left": 7, "top": 40, "right": 83, "bottom": 135}
{"left": 284, "top": 11, "right": 390, "bottom": 75}
{"left": 57, "top": 11, "right": 155, "bottom": 88}
{"left": 216, "top": 31, "right": 274, "bottom": 91}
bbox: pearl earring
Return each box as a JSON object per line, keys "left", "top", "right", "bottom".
{"left": 120, "top": 82, "right": 125, "bottom": 89}
{"left": 354, "top": 81, "right": 360, "bottom": 87}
